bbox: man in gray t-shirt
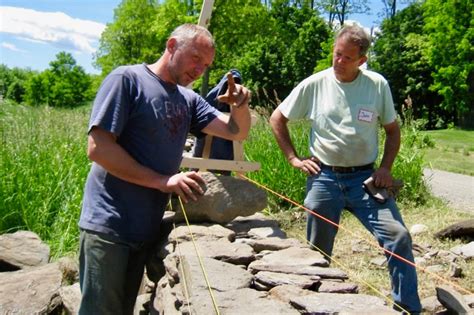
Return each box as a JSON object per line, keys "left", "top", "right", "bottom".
{"left": 78, "top": 24, "right": 251, "bottom": 314}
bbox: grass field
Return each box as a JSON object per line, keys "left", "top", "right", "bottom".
{"left": 422, "top": 129, "right": 474, "bottom": 176}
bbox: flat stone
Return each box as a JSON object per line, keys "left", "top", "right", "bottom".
{"left": 248, "top": 247, "right": 329, "bottom": 270}
{"left": 248, "top": 264, "right": 347, "bottom": 280}
{"left": 175, "top": 240, "right": 255, "bottom": 265}
{"left": 317, "top": 280, "right": 358, "bottom": 293}
{"left": 451, "top": 241, "right": 474, "bottom": 259}
{"left": 254, "top": 271, "right": 320, "bottom": 289}
{"left": 168, "top": 224, "right": 236, "bottom": 243}
{"left": 0, "top": 230, "right": 50, "bottom": 270}
{"left": 290, "top": 292, "right": 397, "bottom": 314}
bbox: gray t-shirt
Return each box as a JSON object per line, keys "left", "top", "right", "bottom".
{"left": 79, "top": 64, "right": 219, "bottom": 242}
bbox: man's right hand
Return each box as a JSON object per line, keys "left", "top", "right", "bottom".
{"left": 163, "top": 171, "right": 206, "bottom": 203}
{"left": 289, "top": 156, "right": 321, "bottom": 175}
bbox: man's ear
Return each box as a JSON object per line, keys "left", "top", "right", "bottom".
{"left": 358, "top": 55, "right": 368, "bottom": 66}
{"left": 167, "top": 38, "right": 178, "bottom": 53}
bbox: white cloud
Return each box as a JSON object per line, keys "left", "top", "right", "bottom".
{"left": 0, "top": 6, "right": 106, "bottom": 54}
{"left": 1, "top": 42, "right": 27, "bottom": 53}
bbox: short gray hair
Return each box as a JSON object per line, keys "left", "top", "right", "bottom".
{"left": 170, "top": 24, "right": 215, "bottom": 49}
{"left": 336, "top": 25, "right": 371, "bottom": 56}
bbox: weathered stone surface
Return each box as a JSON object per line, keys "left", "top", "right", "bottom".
{"left": 248, "top": 226, "right": 287, "bottom": 239}
{"left": 236, "top": 237, "right": 304, "bottom": 252}
{"left": 134, "top": 293, "right": 152, "bottom": 315}
{"left": 168, "top": 223, "right": 236, "bottom": 243}
{"left": 151, "top": 277, "right": 182, "bottom": 315}
{"left": 187, "top": 288, "right": 300, "bottom": 315}
{"left": 179, "top": 255, "right": 254, "bottom": 293}
{"left": 225, "top": 213, "right": 281, "bottom": 238}
{"left": 268, "top": 285, "right": 313, "bottom": 304}
{"left": 59, "top": 282, "right": 81, "bottom": 315}
{"left": 0, "top": 230, "right": 50, "bottom": 270}
{"left": 317, "top": 280, "right": 358, "bottom": 293}
{"left": 0, "top": 262, "right": 63, "bottom": 314}
{"left": 248, "top": 264, "right": 348, "bottom": 280}
{"left": 290, "top": 292, "right": 398, "bottom": 314}
{"left": 451, "top": 241, "right": 474, "bottom": 259}
{"left": 171, "top": 172, "right": 268, "bottom": 224}
{"left": 436, "top": 285, "right": 472, "bottom": 314}
{"left": 175, "top": 240, "right": 255, "bottom": 265}
{"left": 254, "top": 271, "right": 320, "bottom": 289}
{"left": 248, "top": 247, "right": 329, "bottom": 271}
{"left": 435, "top": 219, "right": 474, "bottom": 240}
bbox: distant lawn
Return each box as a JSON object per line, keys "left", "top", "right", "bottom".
{"left": 421, "top": 129, "right": 474, "bottom": 176}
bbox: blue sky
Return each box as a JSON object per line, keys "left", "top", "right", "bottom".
{"left": 0, "top": 1, "right": 406, "bottom": 74}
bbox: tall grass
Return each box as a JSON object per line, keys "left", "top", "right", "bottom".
{"left": 0, "top": 101, "right": 90, "bottom": 258}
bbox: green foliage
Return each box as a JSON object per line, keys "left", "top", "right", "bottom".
{"left": 371, "top": 2, "right": 442, "bottom": 129}
{"left": 423, "top": 0, "right": 474, "bottom": 124}
{"left": 5, "top": 79, "right": 26, "bottom": 103}
{"left": 0, "top": 65, "right": 35, "bottom": 104}
{"left": 318, "top": 0, "right": 370, "bottom": 25}
{"left": 23, "top": 52, "right": 91, "bottom": 107}
{"left": 95, "top": 0, "right": 160, "bottom": 75}
{"left": 0, "top": 102, "right": 90, "bottom": 257}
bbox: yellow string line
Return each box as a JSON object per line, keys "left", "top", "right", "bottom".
{"left": 178, "top": 196, "right": 221, "bottom": 315}
{"left": 238, "top": 173, "right": 473, "bottom": 296}
{"left": 172, "top": 220, "right": 193, "bottom": 314}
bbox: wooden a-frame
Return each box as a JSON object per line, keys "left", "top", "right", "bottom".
{"left": 180, "top": 0, "right": 260, "bottom": 174}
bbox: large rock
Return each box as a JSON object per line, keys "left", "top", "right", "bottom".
{"left": 0, "top": 262, "right": 63, "bottom": 314}
{"left": 0, "top": 230, "right": 50, "bottom": 271}
{"left": 435, "top": 219, "right": 474, "bottom": 240}
{"left": 171, "top": 172, "right": 267, "bottom": 224}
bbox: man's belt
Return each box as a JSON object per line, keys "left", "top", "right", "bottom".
{"left": 320, "top": 162, "right": 374, "bottom": 173}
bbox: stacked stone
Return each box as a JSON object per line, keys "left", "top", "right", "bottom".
{"left": 148, "top": 212, "right": 400, "bottom": 314}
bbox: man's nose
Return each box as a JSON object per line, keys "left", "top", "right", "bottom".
{"left": 194, "top": 64, "right": 205, "bottom": 76}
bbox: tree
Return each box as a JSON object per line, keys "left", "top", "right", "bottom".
{"left": 372, "top": 2, "right": 445, "bottom": 129}
{"left": 423, "top": 0, "right": 474, "bottom": 127}
{"left": 318, "top": 0, "right": 370, "bottom": 25}
{"left": 94, "top": 0, "right": 159, "bottom": 75}
{"left": 24, "top": 52, "right": 91, "bottom": 107}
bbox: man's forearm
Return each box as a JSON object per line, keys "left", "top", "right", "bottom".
{"left": 228, "top": 103, "right": 251, "bottom": 140}
{"left": 88, "top": 129, "right": 167, "bottom": 191}
{"left": 380, "top": 123, "right": 401, "bottom": 170}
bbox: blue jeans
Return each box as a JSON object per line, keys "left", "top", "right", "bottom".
{"left": 304, "top": 167, "right": 422, "bottom": 313}
{"left": 79, "top": 230, "right": 155, "bottom": 315}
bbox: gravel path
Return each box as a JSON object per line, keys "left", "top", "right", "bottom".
{"left": 423, "top": 168, "right": 474, "bottom": 214}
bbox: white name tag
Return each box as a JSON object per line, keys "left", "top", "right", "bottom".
{"left": 358, "top": 109, "right": 374, "bottom": 122}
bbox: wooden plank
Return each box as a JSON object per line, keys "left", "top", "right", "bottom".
{"left": 181, "top": 157, "right": 260, "bottom": 172}
{"left": 233, "top": 140, "right": 245, "bottom": 161}
{"left": 198, "top": 0, "right": 215, "bottom": 28}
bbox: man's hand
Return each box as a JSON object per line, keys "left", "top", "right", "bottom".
{"left": 162, "top": 171, "right": 206, "bottom": 203}
{"left": 217, "top": 72, "right": 251, "bottom": 107}
{"left": 371, "top": 167, "right": 393, "bottom": 188}
{"left": 290, "top": 156, "right": 321, "bottom": 175}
